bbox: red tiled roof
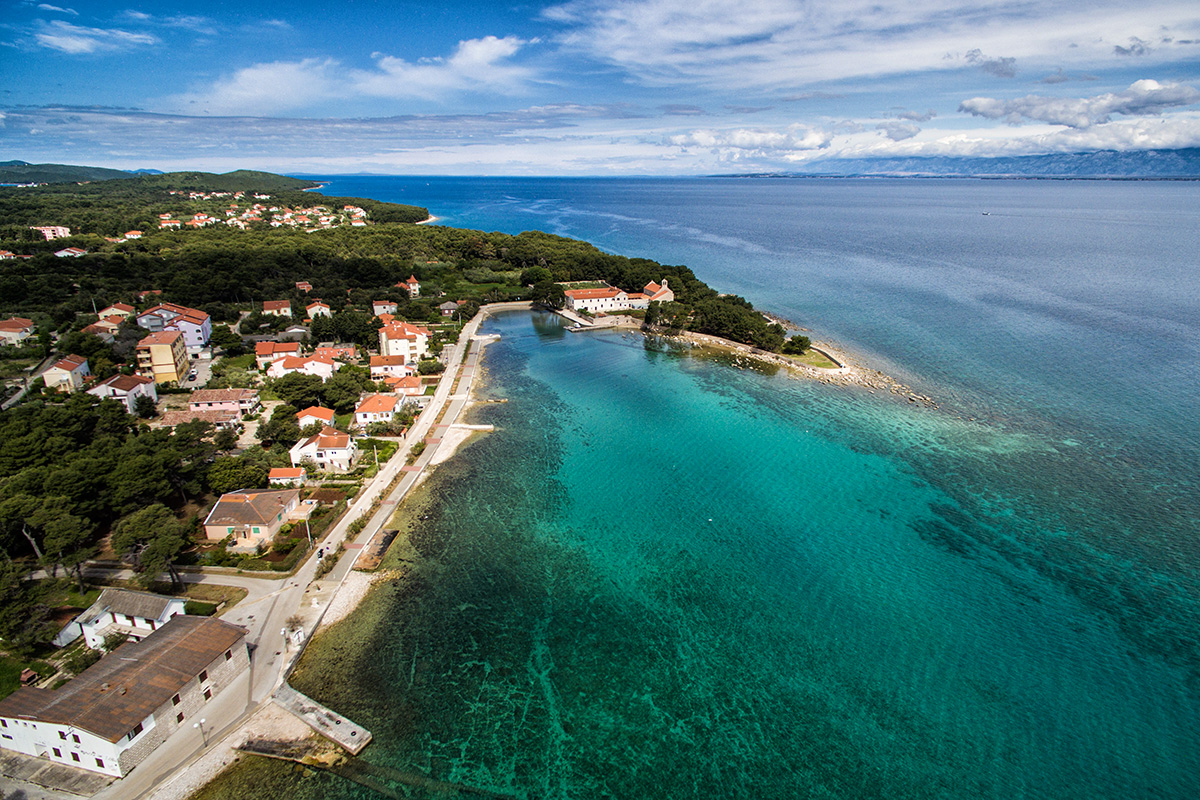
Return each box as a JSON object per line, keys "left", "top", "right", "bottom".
{"left": 355, "top": 394, "right": 399, "bottom": 415}
{"left": 296, "top": 406, "right": 335, "bottom": 422}
{"left": 137, "top": 330, "right": 183, "bottom": 346}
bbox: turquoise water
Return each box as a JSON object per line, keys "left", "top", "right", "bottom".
{"left": 282, "top": 178, "right": 1200, "bottom": 799}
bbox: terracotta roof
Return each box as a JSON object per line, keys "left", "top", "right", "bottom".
{"left": 137, "top": 330, "right": 183, "bottom": 347}
{"left": 0, "top": 616, "right": 245, "bottom": 743}
{"left": 355, "top": 394, "right": 399, "bottom": 415}
{"left": 297, "top": 426, "right": 352, "bottom": 450}
{"left": 158, "top": 410, "right": 237, "bottom": 427}
{"left": 263, "top": 300, "right": 291, "bottom": 312}
{"left": 269, "top": 468, "right": 306, "bottom": 479}
{"left": 204, "top": 489, "right": 299, "bottom": 527}
{"left": 50, "top": 354, "right": 87, "bottom": 372}
{"left": 370, "top": 355, "right": 408, "bottom": 367}
{"left": 563, "top": 286, "right": 624, "bottom": 300}
{"left": 93, "top": 374, "right": 153, "bottom": 392}
{"left": 189, "top": 388, "right": 257, "bottom": 405}
{"left": 100, "top": 303, "right": 134, "bottom": 314}
{"left": 0, "top": 317, "right": 34, "bottom": 331}
{"left": 379, "top": 321, "right": 430, "bottom": 340}
{"left": 255, "top": 341, "right": 301, "bottom": 356}
{"left": 296, "top": 406, "right": 335, "bottom": 422}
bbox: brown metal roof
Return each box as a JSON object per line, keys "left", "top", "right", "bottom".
{"left": 0, "top": 616, "right": 245, "bottom": 742}
{"left": 204, "top": 489, "right": 299, "bottom": 527}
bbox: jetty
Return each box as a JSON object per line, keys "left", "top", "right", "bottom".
{"left": 273, "top": 683, "right": 372, "bottom": 755}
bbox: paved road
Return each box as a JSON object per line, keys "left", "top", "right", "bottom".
{"left": 106, "top": 305, "right": 518, "bottom": 800}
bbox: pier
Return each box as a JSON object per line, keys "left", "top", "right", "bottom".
{"left": 273, "top": 683, "right": 373, "bottom": 755}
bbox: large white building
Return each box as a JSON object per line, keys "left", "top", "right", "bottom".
{"left": 378, "top": 320, "right": 430, "bottom": 364}
{"left": 0, "top": 616, "right": 247, "bottom": 778}
{"left": 562, "top": 279, "right": 675, "bottom": 315}
{"left": 67, "top": 589, "right": 187, "bottom": 649}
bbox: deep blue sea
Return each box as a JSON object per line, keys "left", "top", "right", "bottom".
{"left": 264, "top": 177, "right": 1200, "bottom": 800}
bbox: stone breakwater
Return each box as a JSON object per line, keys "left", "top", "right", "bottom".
{"left": 632, "top": 324, "right": 939, "bottom": 410}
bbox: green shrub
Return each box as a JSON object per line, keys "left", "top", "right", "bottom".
{"left": 184, "top": 600, "right": 218, "bottom": 616}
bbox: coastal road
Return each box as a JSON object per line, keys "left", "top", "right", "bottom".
{"left": 131, "top": 304, "right": 516, "bottom": 800}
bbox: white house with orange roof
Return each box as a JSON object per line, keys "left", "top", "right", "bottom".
{"left": 401, "top": 275, "right": 420, "bottom": 298}
{"left": 372, "top": 300, "right": 398, "bottom": 316}
{"left": 289, "top": 426, "right": 359, "bottom": 472}
{"left": 265, "top": 354, "right": 337, "bottom": 382}
{"left": 0, "top": 317, "right": 36, "bottom": 345}
{"left": 87, "top": 374, "right": 157, "bottom": 413}
{"left": 369, "top": 354, "right": 416, "bottom": 379}
{"left": 269, "top": 467, "right": 307, "bottom": 486}
{"left": 306, "top": 300, "right": 331, "bottom": 318}
{"left": 43, "top": 354, "right": 90, "bottom": 392}
{"left": 296, "top": 406, "right": 336, "bottom": 429}
{"left": 262, "top": 300, "right": 292, "bottom": 317}
{"left": 136, "top": 303, "right": 212, "bottom": 350}
{"left": 354, "top": 394, "right": 400, "bottom": 427}
{"left": 124, "top": 230, "right": 143, "bottom": 240}
{"left": 563, "top": 278, "right": 674, "bottom": 315}
{"left": 98, "top": 303, "right": 135, "bottom": 321}
{"left": 254, "top": 341, "right": 302, "bottom": 369}
{"left": 378, "top": 320, "right": 430, "bottom": 363}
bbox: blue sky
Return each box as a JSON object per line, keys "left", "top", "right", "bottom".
{"left": 2, "top": 0, "right": 1200, "bottom": 174}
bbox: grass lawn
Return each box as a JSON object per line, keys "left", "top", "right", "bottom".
{"left": 0, "top": 654, "right": 56, "bottom": 700}
{"left": 788, "top": 350, "right": 841, "bottom": 369}
{"left": 0, "top": 359, "right": 38, "bottom": 380}
{"left": 217, "top": 353, "right": 256, "bottom": 371}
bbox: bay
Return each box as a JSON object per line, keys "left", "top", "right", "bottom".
{"left": 202, "top": 177, "right": 1199, "bottom": 799}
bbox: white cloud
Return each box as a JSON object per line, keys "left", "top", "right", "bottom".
{"left": 959, "top": 80, "right": 1200, "bottom": 128}
{"left": 36, "top": 4, "right": 78, "bottom": 15}
{"left": 668, "top": 125, "right": 832, "bottom": 156}
{"left": 877, "top": 121, "right": 921, "bottom": 140}
{"left": 352, "top": 36, "right": 536, "bottom": 100}
{"left": 33, "top": 20, "right": 157, "bottom": 53}
{"left": 170, "top": 59, "right": 341, "bottom": 115}
{"left": 169, "top": 37, "right": 539, "bottom": 114}
{"left": 543, "top": 0, "right": 1200, "bottom": 90}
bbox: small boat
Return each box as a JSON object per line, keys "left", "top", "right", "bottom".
{"left": 982, "top": 211, "right": 991, "bottom": 216}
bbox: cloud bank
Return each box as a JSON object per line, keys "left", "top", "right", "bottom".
{"left": 960, "top": 80, "right": 1200, "bottom": 127}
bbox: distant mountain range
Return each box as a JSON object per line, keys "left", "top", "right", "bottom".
{"left": 0, "top": 160, "right": 146, "bottom": 184}
{"left": 721, "top": 148, "right": 1200, "bottom": 179}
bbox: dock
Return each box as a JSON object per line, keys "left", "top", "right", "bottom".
{"left": 273, "top": 683, "right": 373, "bottom": 755}
{"left": 353, "top": 527, "right": 398, "bottom": 571}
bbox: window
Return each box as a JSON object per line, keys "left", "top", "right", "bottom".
{"left": 225, "top": 650, "right": 232, "bottom": 661}
{"left": 127, "top": 723, "right": 143, "bottom": 740}
{"left": 172, "top": 694, "right": 181, "bottom": 706}
{"left": 0, "top": 720, "right": 5, "bottom": 728}
{"left": 71, "top": 752, "right": 80, "bottom": 762}
{"left": 96, "top": 758, "right": 104, "bottom": 768}
{"left": 59, "top": 731, "right": 66, "bottom": 739}
{"left": 72, "top": 733, "right": 80, "bottom": 744}
{"left": 176, "top": 712, "right": 185, "bottom": 724}
{"left": 203, "top": 688, "right": 212, "bottom": 701}
{"left": 198, "top": 670, "right": 208, "bottom": 683}
{"left": 53, "top": 747, "right": 61, "bottom": 758}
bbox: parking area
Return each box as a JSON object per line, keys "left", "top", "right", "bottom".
{"left": 187, "top": 352, "right": 215, "bottom": 386}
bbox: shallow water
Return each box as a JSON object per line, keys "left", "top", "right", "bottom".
{"left": 198, "top": 177, "right": 1200, "bottom": 800}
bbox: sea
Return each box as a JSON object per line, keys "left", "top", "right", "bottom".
{"left": 205, "top": 178, "right": 1200, "bottom": 799}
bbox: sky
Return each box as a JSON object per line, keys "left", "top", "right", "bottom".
{"left": 2, "top": 0, "right": 1200, "bottom": 174}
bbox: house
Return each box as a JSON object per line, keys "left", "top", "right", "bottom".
{"left": 562, "top": 279, "right": 674, "bottom": 314}
{"left": 97, "top": 303, "right": 135, "bottom": 320}
{"left": 642, "top": 278, "right": 675, "bottom": 304}
{"left": 378, "top": 320, "right": 430, "bottom": 363}
{"left": 73, "top": 589, "right": 187, "bottom": 649}
{"left": 289, "top": 427, "right": 359, "bottom": 472}
{"left": 188, "top": 388, "right": 260, "bottom": 416}
{"left": 268, "top": 467, "right": 307, "bottom": 486}
{"left": 159, "top": 219, "right": 182, "bottom": 229}
{"left": 254, "top": 340, "right": 302, "bottom": 369}
{"left": 402, "top": 275, "right": 420, "bottom": 298}
{"left": 0, "top": 251, "right": 15, "bottom": 260}
{"left": 354, "top": 394, "right": 400, "bottom": 427}
{"left": 277, "top": 325, "right": 310, "bottom": 342}
{"left": 157, "top": 409, "right": 239, "bottom": 429}
{"left": 124, "top": 231, "right": 143, "bottom": 240}
{"left": 0, "top": 615, "right": 248, "bottom": 778}
{"left": 135, "top": 331, "right": 189, "bottom": 385}
{"left": 313, "top": 343, "right": 356, "bottom": 361}
{"left": 42, "top": 355, "right": 91, "bottom": 392}
{"left": 438, "top": 301, "right": 460, "bottom": 317}
{"left": 31, "top": 225, "right": 70, "bottom": 240}
{"left": 296, "top": 406, "right": 336, "bottom": 429}
{"left": 202, "top": 488, "right": 305, "bottom": 551}
{"left": 306, "top": 301, "right": 331, "bottom": 318}
{"left": 372, "top": 300, "right": 398, "bottom": 316}
{"left": 82, "top": 323, "right": 116, "bottom": 343}
{"left": 390, "top": 375, "right": 424, "bottom": 397}
{"left": 295, "top": 281, "right": 313, "bottom": 293}
{"left": 263, "top": 300, "right": 292, "bottom": 317}
{"left": 369, "top": 355, "right": 415, "bottom": 380}
{"left": 135, "top": 303, "right": 212, "bottom": 350}
{"left": 87, "top": 374, "right": 157, "bottom": 414}
{"left": 54, "top": 247, "right": 88, "bottom": 258}
{"left": 0, "top": 317, "right": 35, "bottom": 346}
{"left": 265, "top": 355, "right": 336, "bottom": 382}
